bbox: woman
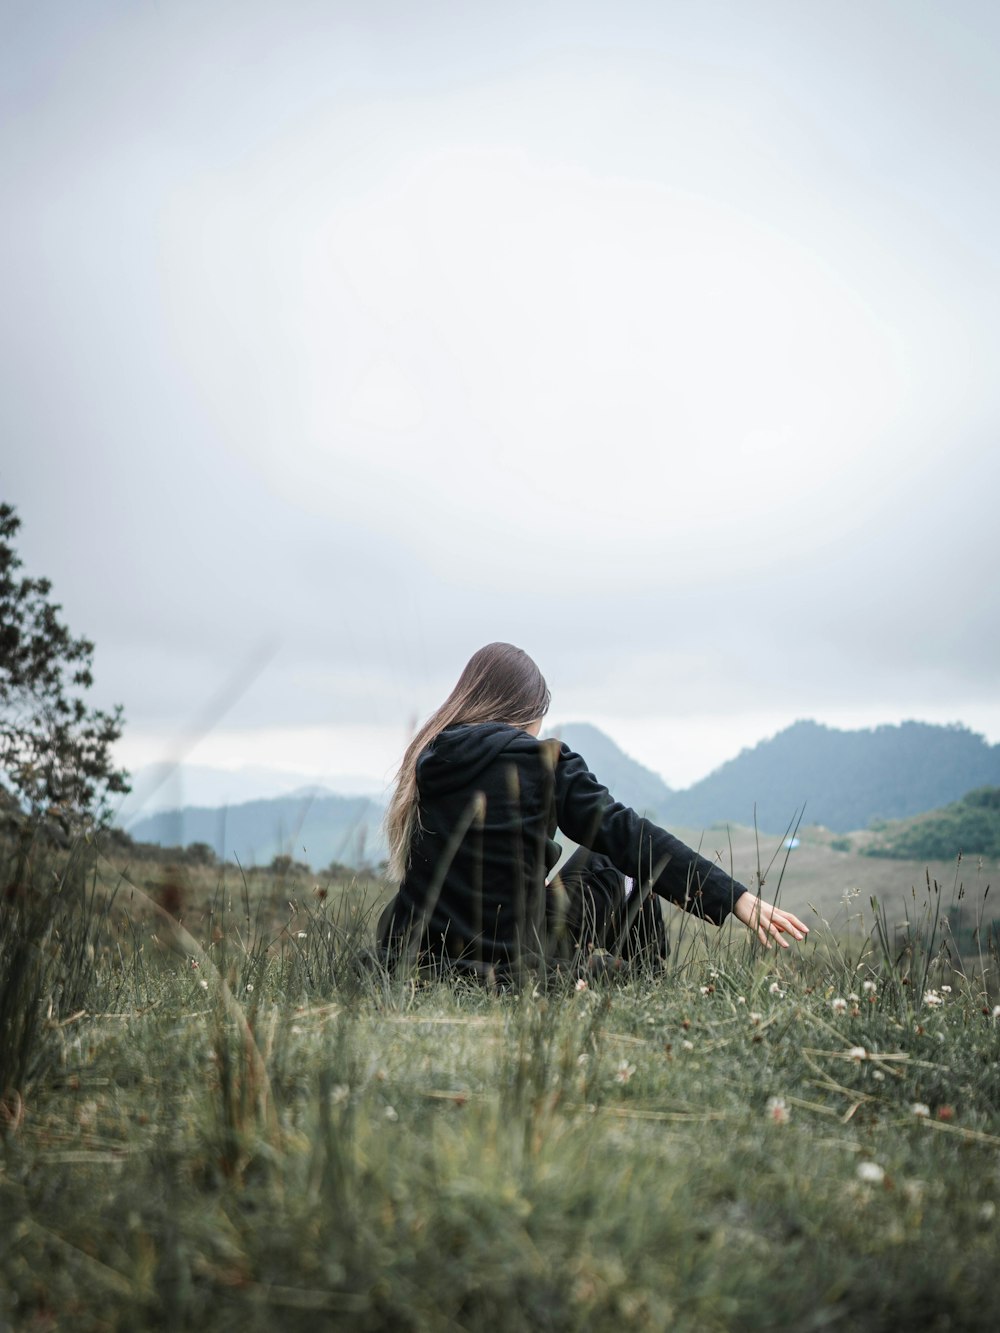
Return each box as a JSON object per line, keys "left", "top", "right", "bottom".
{"left": 378, "top": 643, "right": 807, "bottom": 977}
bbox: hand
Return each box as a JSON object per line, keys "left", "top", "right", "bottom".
{"left": 733, "top": 893, "right": 809, "bottom": 949}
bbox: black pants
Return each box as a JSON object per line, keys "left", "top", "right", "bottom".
{"left": 547, "top": 847, "right": 669, "bottom": 965}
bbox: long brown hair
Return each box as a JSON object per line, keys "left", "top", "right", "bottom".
{"left": 384, "top": 643, "right": 550, "bottom": 880}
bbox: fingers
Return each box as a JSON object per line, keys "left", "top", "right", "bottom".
{"left": 769, "top": 918, "right": 791, "bottom": 948}
{"left": 734, "top": 894, "right": 808, "bottom": 948}
{"left": 759, "top": 918, "right": 789, "bottom": 950}
{"left": 742, "top": 898, "right": 808, "bottom": 947}
{"left": 765, "top": 907, "right": 808, "bottom": 941}
{"left": 771, "top": 906, "right": 808, "bottom": 931}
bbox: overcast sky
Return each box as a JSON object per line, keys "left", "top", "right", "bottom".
{"left": 3, "top": 0, "right": 999, "bottom": 804}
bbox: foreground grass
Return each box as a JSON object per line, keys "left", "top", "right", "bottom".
{"left": 1, "top": 842, "right": 999, "bottom": 1331}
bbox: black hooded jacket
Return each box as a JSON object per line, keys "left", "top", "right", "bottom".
{"left": 382, "top": 722, "right": 747, "bottom": 967}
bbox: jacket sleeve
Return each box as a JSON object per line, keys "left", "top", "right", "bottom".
{"left": 551, "top": 743, "right": 748, "bottom": 926}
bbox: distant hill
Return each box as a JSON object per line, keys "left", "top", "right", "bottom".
{"left": 863, "top": 787, "right": 1000, "bottom": 860}
{"left": 663, "top": 720, "right": 1000, "bottom": 834}
{"left": 545, "top": 722, "right": 672, "bottom": 816}
{"left": 128, "top": 791, "right": 387, "bottom": 872}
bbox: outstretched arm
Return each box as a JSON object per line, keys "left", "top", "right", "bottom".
{"left": 552, "top": 742, "right": 751, "bottom": 926}
{"left": 732, "top": 893, "right": 809, "bottom": 949}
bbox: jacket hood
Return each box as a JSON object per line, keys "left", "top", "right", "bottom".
{"left": 416, "top": 722, "right": 533, "bottom": 795}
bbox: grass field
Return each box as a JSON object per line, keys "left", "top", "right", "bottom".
{"left": 102, "top": 813, "right": 1000, "bottom": 945}
{"left": 1, "top": 830, "right": 999, "bottom": 1331}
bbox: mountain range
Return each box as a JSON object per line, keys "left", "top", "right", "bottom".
{"left": 124, "top": 719, "right": 1000, "bottom": 870}
{"left": 662, "top": 719, "right": 1000, "bottom": 834}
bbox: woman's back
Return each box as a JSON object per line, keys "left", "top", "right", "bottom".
{"left": 385, "top": 721, "right": 560, "bottom": 968}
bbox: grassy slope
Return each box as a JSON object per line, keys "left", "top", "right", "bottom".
{"left": 2, "top": 838, "right": 999, "bottom": 1331}
{"left": 121, "top": 819, "right": 992, "bottom": 936}
{"left": 661, "top": 822, "right": 997, "bottom": 938}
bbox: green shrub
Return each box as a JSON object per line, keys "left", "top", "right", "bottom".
{"left": 865, "top": 787, "right": 1000, "bottom": 860}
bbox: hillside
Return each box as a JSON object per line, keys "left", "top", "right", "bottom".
{"left": 663, "top": 720, "right": 1000, "bottom": 834}
{"left": 128, "top": 791, "right": 387, "bottom": 872}
{"left": 863, "top": 786, "right": 1000, "bottom": 860}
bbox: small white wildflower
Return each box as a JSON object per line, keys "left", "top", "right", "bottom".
{"left": 709, "top": 969, "right": 719, "bottom": 979}
{"left": 862, "top": 980, "right": 877, "bottom": 994}
{"left": 902, "top": 1179, "right": 927, "bottom": 1207}
{"left": 681, "top": 1039, "right": 694, "bottom": 1052}
{"left": 765, "top": 1096, "right": 789, "bottom": 1124}
{"left": 199, "top": 979, "right": 209, "bottom": 991}
{"left": 992, "top": 1005, "right": 1000, "bottom": 1021}
{"left": 848, "top": 993, "right": 860, "bottom": 1003}
{"left": 940, "top": 984, "right": 952, "bottom": 993}
{"left": 848, "top": 1046, "right": 867, "bottom": 1061}
{"left": 245, "top": 983, "right": 254, "bottom": 993}
{"left": 290, "top": 1024, "right": 303, "bottom": 1035}
{"left": 736, "top": 995, "right": 746, "bottom": 1005}
{"left": 911, "top": 1102, "right": 931, "bottom": 1118}
{"left": 769, "top": 982, "right": 785, "bottom": 997}
{"left": 699, "top": 985, "right": 711, "bottom": 996}
{"left": 872, "top": 1070, "right": 885, "bottom": 1082}
{"left": 574, "top": 978, "right": 589, "bottom": 992}
{"left": 614, "top": 1060, "right": 636, "bottom": 1085}
{"left": 384, "top": 1105, "right": 398, "bottom": 1122}
{"left": 831, "top": 997, "right": 848, "bottom": 1015}
{"left": 328, "top": 1084, "right": 349, "bottom": 1105}
{"left": 978, "top": 1201, "right": 996, "bottom": 1223}
{"left": 296, "top": 931, "right": 307, "bottom": 940}
{"left": 749, "top": 1012, "right": 763, "bottom": 1025}
{"left": 856, "top": 1161, "right": 885, "bottom": 1185}
{"left": 923, "top": 990, "right": 943, "bottom": 1007}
